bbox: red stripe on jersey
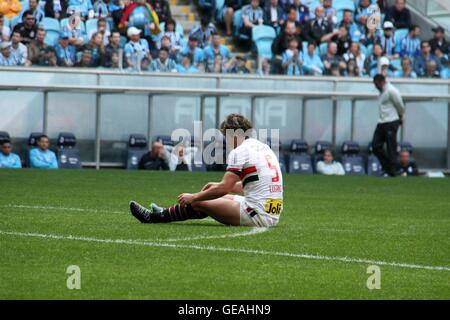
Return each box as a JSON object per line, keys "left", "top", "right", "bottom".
{"left": 227, "top": 168, "right": 241, "bottom": 172}
{"left": 240, "top": 166, "right": 257, "bottom": 179}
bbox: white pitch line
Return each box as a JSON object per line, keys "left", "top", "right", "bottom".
{"left": 0, "top": 204, "right": 123, "bottom": 215}
{"left": 0, "top": 230, "right": 449, "bottom": 272}
{"left": 164, "top": 227, "right": 269, "bottom": 242}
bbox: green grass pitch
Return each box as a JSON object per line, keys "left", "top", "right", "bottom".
{"left": 0, "top": 169, "right": 449, "bottom": 299}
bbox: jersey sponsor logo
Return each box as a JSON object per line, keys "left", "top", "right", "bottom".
{"left": 269, "top": 185, "right": 282, "bottom": 193}
{"left": 265, "top": 199, "right": 283, "bottom": 216}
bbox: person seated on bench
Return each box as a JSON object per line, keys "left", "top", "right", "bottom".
{"left": 316, "top": 149, "right": 345, "bottom": 176}
{"left": 396, "top": 149, "right": 418, "bottom": 176}
{"left": 0, "top": 140, "right": 22, "bottom": 168}
{"left": 29, "top": 134, "right": 58, "bottom": 169}
{"left": 138, "top": 141, "right": 169, "bottom": 171}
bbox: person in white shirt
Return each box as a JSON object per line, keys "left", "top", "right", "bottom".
{"left": 316, "top": 149, "right": 345, "bottom": 176}
{"left": 10, "top": 30, "right": 30, "bottom": 65}
{"left": 169, "top": 144, "right": 192, "bottom": 172}
{"left": 372, "top": 73, "right": 405, "bottom": 177}
{"left": 130, "top": 114, "right": 283, "bottom": 228}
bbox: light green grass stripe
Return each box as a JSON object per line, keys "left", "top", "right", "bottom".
{"left": 1, "top": 229, "right": 449, "bottom": 272}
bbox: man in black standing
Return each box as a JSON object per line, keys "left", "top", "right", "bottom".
{"left": 372, "top": 74, "right": 405, "bottom": 177}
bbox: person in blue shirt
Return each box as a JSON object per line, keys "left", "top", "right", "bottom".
{"left": 29, "top": 134, "right": 58, "bottom": 169}
{"left": 339, "top": 9, "right": 362, "bottom": 43}
{"left": 178, "top": 35, "right": 205, "bottom": 69}
{"left": 67, "top": 0, "right": 94, "bottom": 19}
{"left": 394, "top": 57, "right": 417, "bottom": 78}
{"left": 203, "top": 33, "right": 230, "bottom": 72}
{"left": 282, "top": 37, "right": 304, "bottom": 76}
{"left": 189, "top": 16, "right": 217, "bottom": 49}
{"left": 400, "top": 25, "right": 421, "bottom": 59}
{"left": 176, "top": 54, "right": 199, "bottom": 73}
{"left": 241, "top": 0, "right": 264, "bottom": 39}
{"left": 413, "top": 40, "right": 442, "bottom": 78}
{"left": 55, "top": 31, "right": 77, "bottom": 67}
{"left": 303, "top": 41, "right": 324, "bottom": 75}
{"left": 0, "top": 140, "right": 22, "bottom": 169}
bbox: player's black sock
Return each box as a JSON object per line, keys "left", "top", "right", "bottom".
{"left": 152, "top": 204, "right": 207, "bottom": 223}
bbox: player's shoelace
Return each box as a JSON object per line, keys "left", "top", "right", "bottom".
{"left": 130, "top": 202, "right": 152, "bottom": 223}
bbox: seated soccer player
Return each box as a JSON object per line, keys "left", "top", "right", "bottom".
{"left": 316, "top": 149, "right": 345, "bottom": 176}
{"left": 129, "top": 114, "right": 284, "bottom": 227}
{"left": 396, "top": 150, "right": 418, "bottom": 176}
{"left": 29, "top": 134, "right": 58, "bottom": 169}
{"left": 0, "top": 140, "right": 22, "bottom": 168}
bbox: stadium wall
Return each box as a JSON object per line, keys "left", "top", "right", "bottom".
{"left": 0, "top": 67, "right": 449, "bottom": 169}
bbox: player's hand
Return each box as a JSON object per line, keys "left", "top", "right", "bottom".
{"left": 201, "top": 182, "right": 218, "bottom": 191}
{"left": 178, "top": 193, "right": 195, "bottom": 206}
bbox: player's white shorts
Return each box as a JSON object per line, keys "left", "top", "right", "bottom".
{"left": 233, "top": 195, "right": 280, "bottom": 228}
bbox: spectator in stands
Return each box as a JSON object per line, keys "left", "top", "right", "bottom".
{"left": 138, "top": 141, "right": 169, "bottom": 170}
{"left": 103, "top": 31, "right": 122, "bottom": 68}
{"left": 263, "top": 0, "right": 284, "bottom": 29}
{"left": 429, "top": 26, "right": 448, "bottom": 57}
{"left": 158, "top": 35, "right": 177, "bottom": 60}
{"left": 160, "top": 18, "right": 182, "bottom": 54}
{"left": 176, "top": 53, "right": 198, "bottom": 73}
{"left": 61, "top": 14, "right": 85, "bottom": 49}
{"left": 345, "top": 58, "right": 359, "bottom": 77}
{"left": 241, "top": 0, "right": 264, "bottom": 39}
{"left": 223, "top": 0, "right": 247, "bottom": 37}
{"left": 339, "top": 9, "right": 361, "bottom": 43}
{"left": 385, "top": 0, "right": 411, "bottom": 30}
{"left": 365, "top": 42, "right": 384, "bottom": 76}
{"left": 394, "top": 56, "right": 417, "bottom": 78}
{"left": 396, "top": 150, "right": 418, "bottom": 176}
{"left": 0, "top": 40, "right": 18, "bottom": 65}
{"left": 150, "top": 46, "right": 176, "bottom": 72}
{"left": 0, "top": 0, "right": 22, "bottom": 19}
{"left": 355, "top": 0, "right": 372, "bottom": 30}
{"left": 400, "top": 25, "right": 420, "bottom": 59}
{"left": 0, "top": 13, "right": 11, "bottom": 42}
{"left": 302, "top": 41, "right": 323, "bottom": 75}
{"left": 169, "top": 144, "right": 191, "bottom": 171}
{"left": 304, "top": 6, "right": 336, "bottom": 44}
{"left": 378, "top": 56, "right": 394, "bottom": 77}
{"left": 322, "top": 0, "right": 337, "bottom": 27}
{"left": 333, "top": 25, "right": 351, "bottom": 56}
{"left": 272, "top": 20, "right": 297, "bottom": 58}
{"left": 227, "top": 55, "right": 250, "bottom": 74}
{"left": 0, "top": 140, "right": 21, "bottom": 168}
{"left": 19, "top": 0, "right": 44, "bottom": 24}
{"left": 29, "top": 134, "right": 58, "bottom": 169}
{"left": 190, "top": 16, "right": 217, "bottom": 49}
{"left": 124, "top": 26, "right": 150, "bottom": 71}
{"left": 42, "top": 0, "right": 66, "bottom": 20}
{"left": 13, "top": 10, "right": 37, "bottom": 45}
{"left": 343, "top": 42, "right": 365, "bottom": 77}
{"left": 316, "top": 150, "right": 345, "bottom": 176}
{"left": 282, "top": 37, "right": 303, "bottom": 75}
{"left": 204, "top": 32, "right": 230, "bottom": 73}
{"left": 414, "top": 40, "right": 441, "bottom": 78}
{"left": 140, "top": 56, "right": 151, "bottom": 71}
{"left": 9, "top": 30, "right": 28, "bottom": 65}
{"left": 149, "top": 0, "right": 171, "bottom": 23}
{"left": 27, "top": 26, "right": 47, "bottom": 65}
{"left": 76, "top": 49, "right": 94, "bottom": 67}
{"left": 424, "top": 59, "right": 440, "bottom": 78}
{"left": 41, "top": 46, "right": 58, "bottom": 66}
{"left": 179, "top": 35, "right": 204, "bottom": 69}
{"left": 376, "top": 21, "right": 399, "bottom": 60}
{"left": 377, "top": 0, "right": 388, "bottom": 14}
{"left": 289, "top": 0, "right": 310, "bottom": 25}
{"left": 88, "top": 17, "right": 110, "bottom": 47}
{"left": 55, "top": 31, "right": 76, "bottom": 66}
{"left": 322, "top": 41, "right": 346, "bottom": 76}
{"left": 67, "top": 0, "right": 94, "bottom": 20}
{"left": 85, "top": 32, "right": 105, "bottom": 67}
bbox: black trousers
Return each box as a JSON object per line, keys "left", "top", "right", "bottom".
{"left": 372, "top": 120, "right": 400, "bottom": 176}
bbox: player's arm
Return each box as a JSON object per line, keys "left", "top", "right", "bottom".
{"left": 178, "top": 172, "right": 240, "bottom": 205}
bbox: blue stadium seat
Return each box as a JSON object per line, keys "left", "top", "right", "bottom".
{"left": 391, "top": 58, "right": 401, "bottom": 70}
{"left": 127, "top": 134, "right": 148, "bottom": 170}
{"left": 287, "top": 139, "right": 313, "bottom": 174}
{"left": 119, "top": 36, "right": 127, "bottom": 47}
{"left": 319, "top": 42, "right": 328, "bottom": 56}
{"left": 252, "top": 25, "right": 276, "bottom": 59}
{"left": 9, "top": 15, "right": 20, "bottom": 29}
{"left": 308, "top": 0, "right": 321, "bottom": 19}
{"left": 155, "top": 135, "right": 174, "bottom": 146}
{"left": 215, "top": 0, "right": 225, "bottom": 21}
{"left": 57, "top": 132, "right": 81, "bottom": 169}
{"left": 85, "top": 18, "right": 98, "bottom": 36}
{"left": 44, "top": 30, "right": 60, "bottom": 46}
{"left": 334, "top": 0, "right": 355, "bottom": 12}
{"left": 42, "top": 17, "right": 60, "bottom": 32}
{"left": 360, "top": 43, "right": 368, "bottom": 56}
{"left": 341, "top": 141, "right": 366, "bottom": 175}
{"left": 367, "top": 143, "right": 382, "bottom": 176}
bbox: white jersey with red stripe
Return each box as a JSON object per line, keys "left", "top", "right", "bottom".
{"left": 227, "top": 138, "right": 283, "bottom": 222}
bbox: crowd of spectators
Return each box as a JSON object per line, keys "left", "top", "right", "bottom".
{"left": 0, "top": 0, "right": 448, "bottom": 78}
